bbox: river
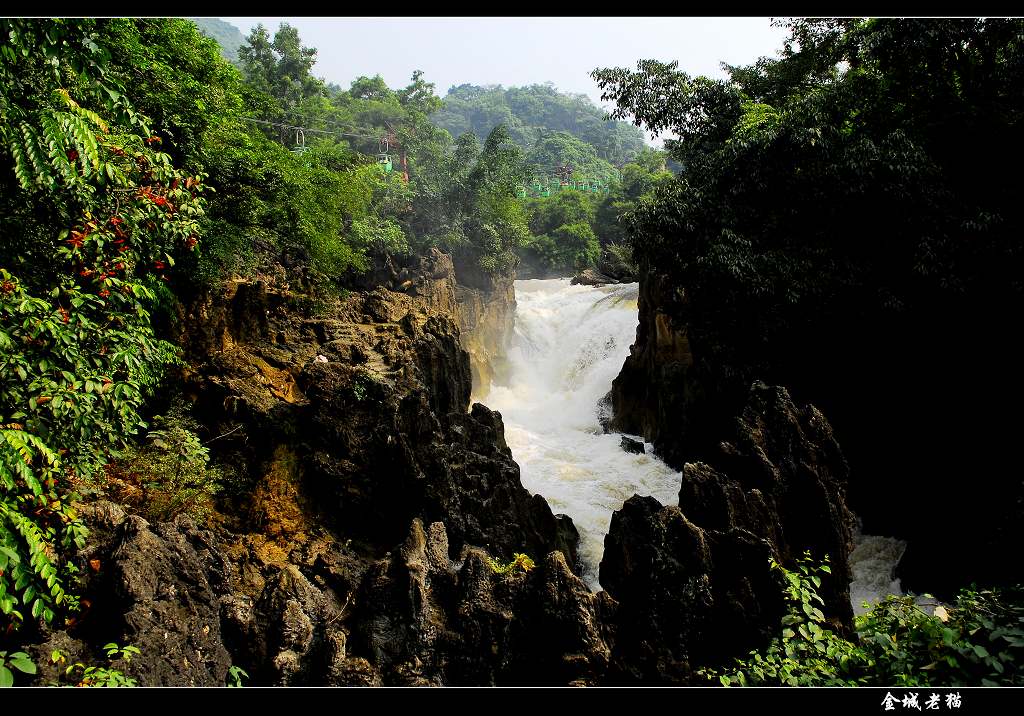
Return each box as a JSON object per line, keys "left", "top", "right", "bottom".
{"left": 486, "top": 277, "right": 908, "bottom": 610}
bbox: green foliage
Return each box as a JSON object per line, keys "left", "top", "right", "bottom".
{"left": 525, "top": 131, "right": 618, "bottom": 185}
{"left": 700, "top": 554, "right": 860, "bottom": 687}
{"left": 591, "top": 20, "right": 1024, "bottom": 560}
{"left": 0, "top": 650, "right": 36, "bottom": 688}
{"left": 350, "top": 215, "right": 409, "bottom": 257}
{"left": 227, "top": 664, "right": 248, "bottom": 687}
{"left": 517, "top": 149, "right": 670, "bottom": 273}
{"left": 103, "top": 403, "right": 222, "bottom": 522}
{"left": 487, "top": 552, "right": 536, "bottom": 576}
{"left": 433, "top": 82, "right": 646, "bottom": 166}
{"left": 853, "top": 588, "right": 1024, "bottom": 687}
{"left": 51, "top": 643, "right": 139, "bottom": 687}
{"left": 1, "top": 18, "right": 207, "bottom": 632}
{"left": 701, "top": 554, "right": 1024, "bottom": 687}
{"left": 190, "top": 18, "right": 246, "bottom": 65}
{"left": 412, "top": 125, "right": 532, "bottom": 278}
{"left": 602, "top": 242, "right": 638, "bottom": 276}
{"left": 238, "top": 23, "right": 319, "bottom": 111}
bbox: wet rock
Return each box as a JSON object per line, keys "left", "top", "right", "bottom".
{"left": 609, "top": 270, "right": 705, "bottom": 468}
{"left": 620, "top": 436, "right": 646, "bottom": 454}
{"left": 352, "top": 519, "right": 611, "bottom": 685}
{"left": 699, "top": 382, "right": 855, "bottom": 626}
{"left": 600, "top": 495, "right": 785, "bottom": 684}
{"left": 571, "top": 268, "right": 617, "bottom": 286}
{"left": 597, "top": 382, "right": 856, "bottom": 683}
{"left": 597, "top": 249, "right": 638, "bottom": 283}
{"left": 596, "top": 390, "right": 613, "bottom": 433}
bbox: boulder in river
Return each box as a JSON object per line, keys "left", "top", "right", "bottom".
{"left": 571, "top": 268, "right": 617, "bottom": 286}
{"left": 620, "top": 436, "right": 646, "bottom": 454}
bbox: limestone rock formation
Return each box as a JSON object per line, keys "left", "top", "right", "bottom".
{"left": 601, "top": 495, "right": 784, "bottom": 683}
{"left": 598, "top": 382, "right": 856, "bottom": 683}
{"left": 180, "top": 251, "right": 575, "bottom": 568}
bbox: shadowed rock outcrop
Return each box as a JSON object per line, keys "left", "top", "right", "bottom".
{"left": 26, "top": 502, "right": 233, "bottom": 687}
{"left": 352, "top": 519, "right": 613, "bottom": 686}
{"left": 15, "top": 253, "right": 854, "bottom": 688}
{"left": 684, "top": 382, "right": 855, "bottom": 625}
{"left": 180, "top": 250, "right": 576, "bottom": 569}
{"left": 601, "top": 495, "right": 785, "bottom": 683}
{"left": 598, "top": 382, "right": 855, "bottom": 684}
{"left": 27, "top": 506, "right": 604, "bottom": 686}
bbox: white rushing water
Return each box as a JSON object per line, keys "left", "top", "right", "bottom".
{"left": 849, "top": 528, "right": 907, "bottom": 615}
{"left": 487, "top": 278, "right": 914, "bottom": 609}
{"left": 485, "top": 278, "right": 681, "bottom": 589}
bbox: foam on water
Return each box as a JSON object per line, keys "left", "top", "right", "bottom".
{"left": 849, "top": 528, "right": 908, "bottom": 615}
{"left": 485, "top": 278, "right": 681, "bottom": 589}
{"left": 488, "top": 278, "right": 915, "bottom": 608}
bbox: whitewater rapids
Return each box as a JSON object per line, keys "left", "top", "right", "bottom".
{"left": 485, "top": 278, "right": 681, "bottom": 589}
{"left": 486, "top": 278, "right": 911, "bottom": 609}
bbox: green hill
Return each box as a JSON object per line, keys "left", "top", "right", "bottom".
{"left": 432, "top": 83, "right": 647, "bottom": 171}
{"left": 190, "top": 17, "right": 245, "bottom": 65}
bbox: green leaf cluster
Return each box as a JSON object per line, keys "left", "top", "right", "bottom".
{"left": 103, "top": 403, "right": 222, "bottom": 522}
{"left": 1, "top": 19, "right": 209, "bottom": 633}
{"left": 701, "top": 553, "right": 1024, "bottom": 687}
{"left": 50, "top": 642, "right": 139, "bottom": 687}
{"left": 486, "top": 552, "right": 536, "bottom": 576}
{"left": 0, "top": 650, "right": 36, "bottom": 688}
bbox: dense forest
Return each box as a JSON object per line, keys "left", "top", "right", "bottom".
{"left": 599, "top": 17, "right": 1024, "bottom": 684}
{"left": 432, "top": 82, "right": 647, "bottom": 168}
{"left": 191, "top": 18, "right": 246, "bottom": 65}
{"left": 1, "top": 16, "right": 1022, "bottom": 690}
{"left": 0, "top": 17, "right": 666, "bottom": 685}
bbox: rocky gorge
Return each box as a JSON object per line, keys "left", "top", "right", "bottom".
{"left": 17, "top": 251, "right": 862, "bottom": 686}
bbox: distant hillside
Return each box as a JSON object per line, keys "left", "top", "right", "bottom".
{"left": 190, "top": 17, "right": 245, "bottom": 65}
{"left": 432, "top": 83, "right": 647, "bottom": 168}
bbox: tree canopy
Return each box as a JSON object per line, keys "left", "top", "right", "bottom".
{"left": 432, "top": 82, "right": 647, "bottom": 168}
{"left": 592, "top": 17, "right": 1024, "bottom": 590}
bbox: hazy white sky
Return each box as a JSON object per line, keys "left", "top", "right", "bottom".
{"left": 222, "top": 17, "right": 788, "bottom": 114}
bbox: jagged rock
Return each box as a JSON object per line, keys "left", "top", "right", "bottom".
{"left": 105, "top": 516, "right": 234, "bottom": 686}
{"left": 571, "top": 268, "right": 617, "bottom": 286}
{"left": 27, "top": 510, "right": 235, "bottom": 687}
{"left": 23, "top": 632, "right": 89, "bottom": 687}
{"left": 597, "top": 382, "right": 855, "bottom": 683}
{"left": 600, "top": 495, "right": 785, "bottom": 684}
{"left": 352, "top": 519, "right": 611, "bottom": 685}
{"left": 699, "top": 382, "right": 855, "bottom": 625}
{"left": 230, "top": 565, "right": 349, "bottom": 685}
{"left": 180, "top": 254, "right": 576, "bottom": 571}
{"left": 620, "top": 436, "right": 646, "bottom": 454}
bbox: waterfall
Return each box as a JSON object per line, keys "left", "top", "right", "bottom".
{"left": 849, "top": 523, "right": 915, "bottom": 615}
{"left": 485, "top": 278, "right": 681, "bottom": 589}
{"left": 488, "top": 278, "right": 913, "bottom": 611}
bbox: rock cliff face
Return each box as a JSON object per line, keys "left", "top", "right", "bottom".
{"left": 327, "top": 248, "right": 516, "bottom": 401}
{"left": 598, "top": 381, "right": 855, "bottom": 684}
{"left": 454, "top": 276, "right": 514, "bottom": 400}
{"left": 23, "top": 250, "right": 596, "bottom": 686}
{"left": 610, "top": 270, "right": 713, "bottom": 468}
{"left": 181, "top": 249, "right": 575, "bottom": 564}
{"left": 18, "top": 251, "right": 861, "bottom": 687}
{"left": 28, "top": 506, "right": 609, "bottom": 686}
{"left": 614, "top": 263, "right": 1024, "bottom": 600}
